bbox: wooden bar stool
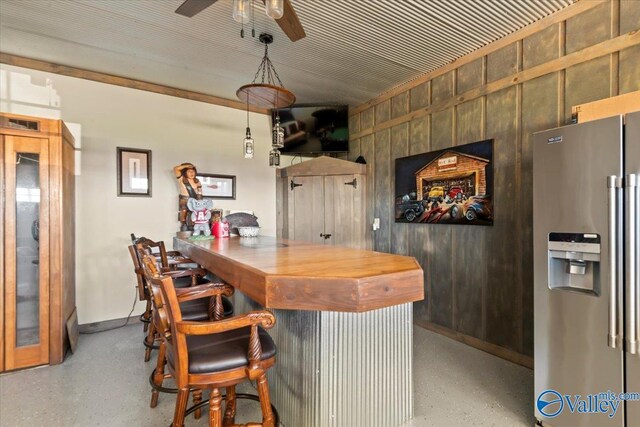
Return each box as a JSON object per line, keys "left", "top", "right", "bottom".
{"left": 128, "top": 243, "right": 233, "bottom": 362}
{"left": 145, "top": 271, "right": 235, "bottom": 416}
{"left": 140, "top": 252, "right": 278, "bottom": 427}
{"left": 128, "top": 235, "right": 196, "bottom": 333}
{"left": 134, "top": 244, "right": 234, "bottom": 418}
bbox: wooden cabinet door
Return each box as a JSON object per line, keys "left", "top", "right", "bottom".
{"left": 3, "top": 135, "right": 50, "bottom": 371}
{"left": 324, "top": 174, "right": 365, "bottom": 248}
{"left": 0, "top": 136, "right": 4, "bottom": 371}
{"left": 288, "top": 175, "right": 325, "bottom": 244}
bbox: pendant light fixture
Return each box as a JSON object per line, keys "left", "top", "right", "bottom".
{"left": 232, "top": 0, "right": 250, "bottom": 23}
{"left": 265, "top": 0, "right": 284, "bottom": 19}
{"left": 235, "top": 0, "right": 256, "bottom": 39}
{"left": 237, "top": 33, "right": 295, "bottom": 167}
{"left": 269, "top": 148, "right": 280, "bottom": 167}
{"left": 272, "top": 115, "right": 284, "bottom": 149}
{"left": 243, "top": 96, "right": 254, "bottom": 159}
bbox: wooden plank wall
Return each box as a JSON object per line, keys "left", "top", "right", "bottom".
{"left": 347, "top": 0, "right": 640, "bottom": 366}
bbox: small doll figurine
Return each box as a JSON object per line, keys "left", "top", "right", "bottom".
{"left": 186, "top": 197, "right": 214, "bottom": 236}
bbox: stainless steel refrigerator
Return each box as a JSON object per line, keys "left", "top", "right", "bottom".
{"left": 533, "top": 112, "right": 639, "bottom": 427}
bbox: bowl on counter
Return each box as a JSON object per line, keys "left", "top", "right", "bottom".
{"left": 236, "top": 226, "right": 260, "bottom": 237}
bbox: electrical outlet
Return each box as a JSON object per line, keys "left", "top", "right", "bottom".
{"left": 372, "top": 218, "right": 380, "bottom": 231}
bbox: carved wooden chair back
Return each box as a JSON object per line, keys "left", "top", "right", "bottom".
{"left": 138, "top": 250, "right": 175, "bottom": 354}
{"left": 128, "top": 243, "right": 156, "bottom": 351}
{"left": 128, "top": 244, "right": 148, "bottom": 301}
{"left": 149, "top": 275, "right": 189, "bottom": 386}
{"left": 133, "top": 236, "right": 171, "bottom": 269}
{"left": 134, "top": 236, "right": 200, "bottom": 273}
{"left": 134, "top": 243, "right": 177, "bottom": 361}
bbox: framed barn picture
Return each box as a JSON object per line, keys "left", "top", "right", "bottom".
{"left": 394, "top": 139, "right": 493, "bottom": 225}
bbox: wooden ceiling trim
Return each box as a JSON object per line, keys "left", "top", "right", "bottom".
{"left": 350, "top": 0, "right": 606, "bottom": 116}
{"left": 0, "top": 53, "right": 270, "bottom": 115}
{"left": 350, "top": 28, "right": 640, "bottom": 140}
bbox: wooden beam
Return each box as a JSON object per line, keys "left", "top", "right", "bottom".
{"left": 572, "top": 90, "right": 640, "bottom": 123}
{"left": 610, "top": 0, "right": 620, "bottom": 97}
{"left": 0, "top": 53, "right": 270, "bottom": 115}
{"left": 350, "top": 0, "right": 607, "bottom": 116}
{"left": 558, "top": 21, "right": 566, "bottom": 126}
{"left": 351, "top": 29, "right": 640, "bottom": 140}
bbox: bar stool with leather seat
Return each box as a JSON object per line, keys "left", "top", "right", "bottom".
{"left": 140, "top": 252, "right": 278, "bottom": 427}
{"left": 128, "top": 235, "right": 199, "bottom": 335}
{"left": 146, "top": 269, "right": 236, "bottom": 417}
{"left": 134, "top": 244, "right": 234, "bottom": 417}
{"left": 128, "top": 243, "right": 234, "bottom": 362}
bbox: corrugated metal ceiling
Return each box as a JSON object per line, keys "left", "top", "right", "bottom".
{"left": 0, "top": 0, "right": 575, "bottom": 106}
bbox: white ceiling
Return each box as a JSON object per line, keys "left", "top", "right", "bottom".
{"left": 0, "top": 0, "right": 575, "bottom": 106}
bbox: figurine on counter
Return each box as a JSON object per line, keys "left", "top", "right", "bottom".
{"left": 173, "top": 163, "right": 202, "bottom": 231}
{"left": 187, "top": 197, "right": 214, "bottom": 237}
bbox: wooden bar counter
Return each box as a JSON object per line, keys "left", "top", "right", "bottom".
{"left": 175, "top": 236, "right": 424, "bottom": 427}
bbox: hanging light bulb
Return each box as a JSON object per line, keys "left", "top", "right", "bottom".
{"left": 265, "top": 0, "right": 284, "bottom": 19}
{"left": 269, "top": 148, "right": 280, "bottom": 167}
{"left": 272, "top": 114, "right": 284, "bottom": 149}
{"left": 243, "top": 96, "right": 254, "bottom": 159}
{"left": 243, "top": 127, "right": 254, "bottom": 159}
{"left": 232, "top": 0, "right": 251, "bottom": 23}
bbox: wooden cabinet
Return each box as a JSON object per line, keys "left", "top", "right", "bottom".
{"left": 276, "top": 156, "right": 368, "bottom": 249}
{"left": 1, "top": 113, "right": 76, "bottom": 372}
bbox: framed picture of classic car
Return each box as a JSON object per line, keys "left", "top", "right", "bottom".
{"left": 394, "top": 139, "right": 493, "bottom": 226}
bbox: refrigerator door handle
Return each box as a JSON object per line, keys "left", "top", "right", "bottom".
{"left": 608, "top": 176, "right": 623, "bottom": 349}
{"left": 626, "top": 174, "right": 638, "bottom": 355}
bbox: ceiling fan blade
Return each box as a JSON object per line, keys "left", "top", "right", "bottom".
{"left": 175, "top": 0, "right": 218, "bottom": 17}
{"left": 274, "top": 0, "right": 306, "bottom": 42}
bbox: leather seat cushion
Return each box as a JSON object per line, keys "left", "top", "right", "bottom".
{"left": 168, "top": 327, "right": 276, "bottom": 374}
{"left": 169, "top": 260, "right": 199, "bottom": 270}
{"left": 173, "top": 275, "right": 210, "bottom": 288}
{"left": 180, "top": 296, "right": 233, "bottom": 321}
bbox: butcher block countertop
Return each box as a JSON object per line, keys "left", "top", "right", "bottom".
{"left": 174, "top": 236, "right": 424, "bottom": 312}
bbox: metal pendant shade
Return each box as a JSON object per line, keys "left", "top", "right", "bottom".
{"left": 237, "top": 33, "right": 295, "bottom": 109}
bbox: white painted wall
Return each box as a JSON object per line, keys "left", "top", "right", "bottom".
{"left": 1, "top": 64, "right": 275, "bottom": 324}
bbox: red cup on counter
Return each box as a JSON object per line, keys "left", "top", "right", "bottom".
{"left": 212, "top": 219, "right": 230, "bottom": 238}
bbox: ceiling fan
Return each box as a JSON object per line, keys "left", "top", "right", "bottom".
{"left": 175, "top": 0, "right": 306, "bottom": 42}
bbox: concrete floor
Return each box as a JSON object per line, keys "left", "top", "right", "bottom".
{"left": 0, "top": 324, "right": 534, "bottom": 427}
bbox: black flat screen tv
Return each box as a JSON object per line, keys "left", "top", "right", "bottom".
{"left": 272, "top": 104, "right": 349, "bottom": 154}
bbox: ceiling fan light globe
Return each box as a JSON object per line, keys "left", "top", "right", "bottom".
{"left": 232, "top": 0, "right": 251, "bottom": 23}
{"left": 265, "top": 0, "right": 284, "bottom": 19}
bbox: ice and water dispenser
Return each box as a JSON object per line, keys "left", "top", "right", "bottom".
{"left": 547, "top": 232, "right": 601, "bottom": 295}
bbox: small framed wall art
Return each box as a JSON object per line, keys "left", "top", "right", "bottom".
{"left": 197, "top": 173, "right": 236, "bottom": 200}
{"left": 117, "top": 147, "right": 152, "bottom": 197}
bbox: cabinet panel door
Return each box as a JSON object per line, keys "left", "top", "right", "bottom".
{"left": 0, "top": 136, "right": 4, "bottom": 371}
{"left": 3, "top": 135, "right": 50, "bottom": 371}
{"left": 324, "top": 175, "right": 364, "bottom": 248}
{"left": 290, "top": 176, "right": 325, "bottom": 244}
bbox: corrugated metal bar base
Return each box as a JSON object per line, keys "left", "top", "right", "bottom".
{"left": 234, "top": 292, "right": 414, "bottom": 427}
